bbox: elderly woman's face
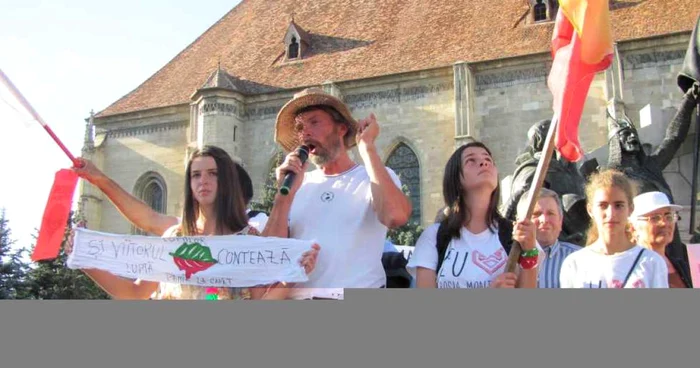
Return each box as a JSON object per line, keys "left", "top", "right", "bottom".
{"left": 632, "top": 206, "right": 678, "bottom": 249}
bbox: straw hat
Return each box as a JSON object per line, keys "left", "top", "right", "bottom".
{"left": 630, "top": 191, "right": 683, "bottom": 218}
{"left": 274, "top": 88, "right": 359, "bottom": 152}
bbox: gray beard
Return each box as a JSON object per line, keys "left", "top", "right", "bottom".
{"left": 308, "top": 135, "right": 342, "bottom": 166}
{"left": 309, "top": 153, "right": 330, "bottom": 166}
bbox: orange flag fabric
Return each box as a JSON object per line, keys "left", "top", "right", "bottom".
{"left": 548, "top": 0, "right": 614, "bottom": 162}
{"left": 31, "top": 169, "right": 78, "bottom": 261}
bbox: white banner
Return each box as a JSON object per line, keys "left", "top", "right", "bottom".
{"left": 67, "top": 228, "right": 313, "bottom": 287}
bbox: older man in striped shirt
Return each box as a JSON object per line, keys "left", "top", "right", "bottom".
{"left": 517, "top": 188, "right": 582, "bottom": 288}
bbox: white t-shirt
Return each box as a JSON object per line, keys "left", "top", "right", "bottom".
{"left": 287, "top": 164, "right": 402, "bottom": 299}
{"left": 408, "top": 222, "right": 543, "bottom": 288}
{"left": 559, "top": 245, "right": 669, "bottom": 288}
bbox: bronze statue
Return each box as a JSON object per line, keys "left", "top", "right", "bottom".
{"left": 503, "top": 119, "right": 592, "bottom": 246}
{"left": 605, "top": 86, "right": 699, "bottom": 260}
{"left": 605, "top": 87, "right": 698, "bottom": 205}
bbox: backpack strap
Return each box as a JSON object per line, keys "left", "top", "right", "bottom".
{"left": 621, "top": 248, "right": 645, "bottom": 288}
{"left": 435, "top": 221, "right": 450, "bottom": 276}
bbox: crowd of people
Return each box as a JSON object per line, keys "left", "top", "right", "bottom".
{"left": 66, "top": 87, "right": 694, "bottom": 299}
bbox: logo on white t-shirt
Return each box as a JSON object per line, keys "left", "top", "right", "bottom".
{"left": 472, "top": 249, "right": 507, "bottom": 275}
{"left": 320, "top": 191, "right": 335, "bottom": 202}
{"left": 584, "top": 279, "right": 646, "bottom": 288}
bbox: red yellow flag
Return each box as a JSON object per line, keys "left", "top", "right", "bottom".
{"left": 548, "top": 0, "right": 614, "bottom": 162}
{"left": 31, "top": 169, "right": 79, "bottom": 261}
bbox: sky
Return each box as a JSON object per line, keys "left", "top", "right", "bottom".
{"left": 0, "top": 0, "right": 241, "bottom": 251}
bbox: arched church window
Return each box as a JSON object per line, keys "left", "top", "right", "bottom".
{"left": 143, "top": 181, "right": 164, "bottom": 214}
{"left": 386, "top": 142, "right": 421, "bottom": 224}
{"left": 133, "top": 172, "right": 167, "bottom": 235}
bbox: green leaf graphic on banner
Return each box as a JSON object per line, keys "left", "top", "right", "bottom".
{"left": 169, "top": 242, "right": 218, "bottom": 279}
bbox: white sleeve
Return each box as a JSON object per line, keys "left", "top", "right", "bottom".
{"left": 559, "top": 256, "right": 576, "bottom": 288}
{"left": 248, "top": 213, "right": 269, "bottom": 233}
{"left": 651, "top": 253, "right": 669, "bottom": 288}
{"left": 406, "top": 224, "right": 440, "bottom": 274}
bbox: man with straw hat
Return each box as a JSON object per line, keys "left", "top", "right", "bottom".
{"left": 265, "top": 87, "right": 412, "bottom": 299}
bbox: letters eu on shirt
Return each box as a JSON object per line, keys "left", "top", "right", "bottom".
{"left": 408, "top": 224, "right": 501, "bottom": 288}
{"left": 407, "top": 223, "right": 546, "bottom": 288}
{"left": 288, "top": 165, "right": 402, "bottom": 291}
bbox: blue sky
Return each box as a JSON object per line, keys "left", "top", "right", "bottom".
{"left": 0, "top": 0, "right": 241, "bottom": 251}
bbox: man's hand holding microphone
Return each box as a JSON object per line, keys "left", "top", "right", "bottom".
{"left": 276, "top": 145, "right": 309, "bottom": 198}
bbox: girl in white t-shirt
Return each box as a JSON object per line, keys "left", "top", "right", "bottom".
{"left": 71, "top": 146, "right": 320, "bottom": 299}
{"left": 408, "top": 141, "right": 540, "bottom": 289}
{"left": 559, "top": 169, "right": 668, "bottom": 288}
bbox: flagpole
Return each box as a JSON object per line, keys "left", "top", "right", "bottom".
{"left": 505, "top": 114, "right": 558, "bottom": 273}
{"left": 690, "top": 102, "right": 700, "bottom": 234}
{"left": 0, "top": 68, "right": 82, "bottom": 167}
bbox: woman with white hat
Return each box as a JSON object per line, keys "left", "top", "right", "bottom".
{"left": 630, "top": 191, "right": 693, "bottom": 288}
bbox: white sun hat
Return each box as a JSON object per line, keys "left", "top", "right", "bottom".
{"left": 630, "top": 191, "right": 683, "bottom": 218}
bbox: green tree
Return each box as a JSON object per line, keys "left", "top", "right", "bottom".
{"left": 386, "top": 184, "right": 424, "bottom": 247}
{"left": 249, "top": 169, "right": 279, "bottom": 215}
{"left": 0, "top": 209, "right": 30, "bottom": 299}
{"left": 21, "top": 211, "right": 109, "bottom": 299}
{"left": 249, "top": 152, "right": 283, "bottom": 215}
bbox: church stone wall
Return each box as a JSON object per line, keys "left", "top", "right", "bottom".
{"left": 91, "top": 108, "right": 189, "bottom": 235}
{"left": 615, "top": 36, "right": 697, "bottom": 236}
{"left": 473, "top": 58, "right": 610, "bottom": 178}
{"left": 619, "top": 39, "right": 696, "bottom": 210}
{"left": 86, "top": 32, "right": 697, "bottom": 238}
{"left": 341, "top": 70, "right": 455, "bottom": 226}
{"left": 243, "top": 93, "right": 292, "bottom": 207}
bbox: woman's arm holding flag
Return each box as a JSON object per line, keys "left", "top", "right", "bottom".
{"left": 72, "top": 158, "right": 178, "bottom": 235}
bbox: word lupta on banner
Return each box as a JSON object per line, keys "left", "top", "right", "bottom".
{"left": 67, "top": 228, "right": 312, "bottom": 287}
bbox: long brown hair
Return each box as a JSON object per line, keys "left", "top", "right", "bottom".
{"left": 584, "top": 169, "right": 638, "bottom": 245}
{"left": 437, "top": 141, "right": 504, "bottom": 245}
{"left": 180, "top": 145, "right": 248, "bottom": 236}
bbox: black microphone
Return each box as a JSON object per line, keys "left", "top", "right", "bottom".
{"left": 279, "top": 145, "right": 309, "bottom": 195}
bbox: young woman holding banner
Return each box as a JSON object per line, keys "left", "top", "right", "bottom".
{"left": 408, "top": 141, "right": 541, "bottom": 289}
{"left": 559, "top": 169, "right": 668, "bottom": 288}
{"left": 69, "top": 145, "right": 320, "bottom": 299}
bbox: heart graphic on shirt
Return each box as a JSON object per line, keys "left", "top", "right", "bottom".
{"left": 472, "top": 249, "right": 506, "bottom": 275}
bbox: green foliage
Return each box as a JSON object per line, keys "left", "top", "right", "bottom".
{"left": 249, "top": 169, "right": 279, "bottom": 215}
{"left": 12, "top": 211, "right": 109, "bottom": 300}
{"left": 0, "top": 210, "right": 30, "bottom": 299}
{"left": 249, "top": 152, "right": 283, "bottom": 215}
{"left": 386, "top": 184, "right": 424, "bottom": 247}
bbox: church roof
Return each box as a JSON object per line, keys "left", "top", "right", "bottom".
{"left": 288, "top": 20, "right": 312, "bottom": 46}
{"left": 198, "top": 66, "right": 245, "bottom": 93}
{"left": 96, "top": 0, "right": 700, "bottom": 118}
